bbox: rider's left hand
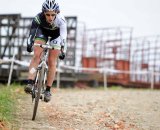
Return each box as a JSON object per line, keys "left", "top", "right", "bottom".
{"left": 59, "top": 46, "right": 65, "bottom": 60}
{"left": 59, "top": 51, "right": 65, "bottom": 60}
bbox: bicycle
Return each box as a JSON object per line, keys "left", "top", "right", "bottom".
{"left": 31, "top": 38, "right": 64, "bottom": 120}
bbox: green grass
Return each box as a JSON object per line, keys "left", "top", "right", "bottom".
{"left": 108, "top": 85, "right": 124, "bottom": 90}
{"left": 0, "top": 87, "right": 14, "bottom": 122}
{"left": 0, "top": 84, "right": 24, "bottom": 123}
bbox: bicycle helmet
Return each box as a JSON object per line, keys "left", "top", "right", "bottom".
{"left": 42, "top": 0, "right": 59, "bottom": 12}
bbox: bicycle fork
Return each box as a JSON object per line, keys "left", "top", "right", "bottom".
{"left": 32, "top": 62, "right": 48, "bottom": 102}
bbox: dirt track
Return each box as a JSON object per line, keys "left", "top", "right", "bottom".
{"left": 12, "top": 88, "right": 160, "bottom": 130}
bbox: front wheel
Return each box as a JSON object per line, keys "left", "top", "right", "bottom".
{"left": 32, "top": 65, "right": 45, "bottom": 120}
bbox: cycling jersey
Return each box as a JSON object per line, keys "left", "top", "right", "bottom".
{"left": 28, "top": 12, "right": 67, "bottom": 48}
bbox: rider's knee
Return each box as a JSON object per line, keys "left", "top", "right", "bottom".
{"left": 48, "top": 60, "right": 57, "bottom": 68}
{"left": 32, "top": 55, "right": 40, "bottom": 63}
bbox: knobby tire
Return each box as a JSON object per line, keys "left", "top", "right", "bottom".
{"left": 32, "top": 65, "right": 45, "bottom": 120}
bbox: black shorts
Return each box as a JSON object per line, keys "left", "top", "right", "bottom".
{"left": 35, "top": 27, "right": 60, "bottom": 42}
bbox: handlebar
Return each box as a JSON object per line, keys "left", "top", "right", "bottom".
{"left": 34, "top": 43, "right": 54, "bottom": 49}
{"left": 34, "top": 43, "right": 65, "bottom": 60}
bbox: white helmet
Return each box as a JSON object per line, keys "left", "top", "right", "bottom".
{"left": 42, "top": 0, "right": 59, "bottom": 12}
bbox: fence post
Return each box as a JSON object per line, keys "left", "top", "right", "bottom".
{"left": 7, "top": 53, "right": 16, "bottom": 86}
{"left": 150, "top": 70, "right": 154, "bottom": 89}
{"left": 103, "top": 70, "right": 107, "bottom": 90}
{"left": 56, "top": 61, "right": 60, "bottom": 89}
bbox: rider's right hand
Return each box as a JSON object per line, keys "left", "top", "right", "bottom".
{"left": 27, "top": 35, "right": 34, "bottom": 52}
{"left": 27, "top": 44, "right": 33, "bottom": 52}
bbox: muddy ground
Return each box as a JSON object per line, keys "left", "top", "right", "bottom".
{"left": 10, "top": 88, "right": 160, "bottom": 130}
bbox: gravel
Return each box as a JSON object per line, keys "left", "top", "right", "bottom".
{"left": 13, "top": 88, "right": 160, "bottom": 130}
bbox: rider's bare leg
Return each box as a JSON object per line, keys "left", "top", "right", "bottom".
{"left": 47, "top": 49, "right": 60, "bottom": 87}
{"left": 28, "top": 40, "right": 45, "bottom": 80}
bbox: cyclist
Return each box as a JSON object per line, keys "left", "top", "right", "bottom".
{"left": 24, "top": 0, "right": 67, "bottom": 102}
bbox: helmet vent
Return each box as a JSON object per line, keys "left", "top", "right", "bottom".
{"left": 42, "top": 0, "right": 59, "bottom": 12}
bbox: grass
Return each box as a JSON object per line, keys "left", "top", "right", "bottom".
{"left": 108, "top": 85, "right": 124, "bottom": 90}
{"left": 0, "top": 87, "right": 14, "bottom": 122}
{"left": 0, "top": 84, "right": 24, "bottom": 123}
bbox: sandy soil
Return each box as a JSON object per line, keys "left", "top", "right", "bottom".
{"left": 11, "top": 88, "right": 160, "bottom": 130}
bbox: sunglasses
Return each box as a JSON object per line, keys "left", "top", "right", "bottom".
{"left": 45, "top": 13, "right": 56, "bottom": 17}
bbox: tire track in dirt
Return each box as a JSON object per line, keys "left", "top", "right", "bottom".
{"left": 12, "top": 94, "right": 56, "bottom": 130}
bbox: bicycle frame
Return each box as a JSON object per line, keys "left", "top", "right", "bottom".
{"left": 35, "top": 46, "right": 49, "bottom": 90}
{"left": 32, "top": 40, "right": 54, "bottom": 120}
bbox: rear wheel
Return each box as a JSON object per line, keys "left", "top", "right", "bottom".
{"left": 32, "top": 65, "right": 45, "bottom": 120}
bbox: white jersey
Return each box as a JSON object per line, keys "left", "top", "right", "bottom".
{"left": 53, "top": 13, "right": 67, "bottom": 41}
{"left": 29, "top": 12, "right": 67, "bottom": 52}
